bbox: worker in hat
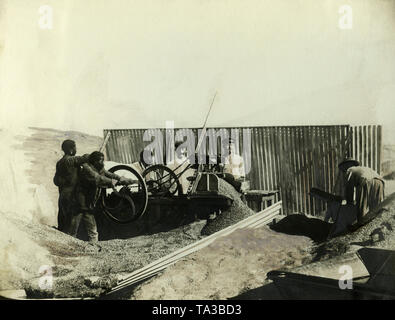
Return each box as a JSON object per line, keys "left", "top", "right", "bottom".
{"left": 53, "top": 140, "right": 90, "bottom": 233}
{"left": 69, "top": 151, "right": 137, "bottom": 241}
{"left": 338, "top": 158, "right": 385, "bottom": 224}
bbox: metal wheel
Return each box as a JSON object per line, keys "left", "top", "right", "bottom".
{"left": 142, "top": 164, "right": 183, "bottom": 196}
{"left": 101, "top": 165, "right": 148, "bottom": 224}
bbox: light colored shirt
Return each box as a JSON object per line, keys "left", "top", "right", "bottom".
{"left": 223, "top": 153, "right": 245, "bottom": 179}
{"left": 346, "top": 166, "right": 384, "bottom": 187}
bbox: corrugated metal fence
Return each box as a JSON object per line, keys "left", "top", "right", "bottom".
{"left": 103, "top": 125, "right": 382, "bottom": 216}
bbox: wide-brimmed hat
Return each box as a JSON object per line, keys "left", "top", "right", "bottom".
{"left": 338, "top": 157, "right": 360, "bottom": 169}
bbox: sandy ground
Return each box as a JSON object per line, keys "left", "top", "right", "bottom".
{"left": 1, "top": 127, "right": 395, "bottom": 300}
{"left": 131, "top": 227, "right": 312, "bottom": 300}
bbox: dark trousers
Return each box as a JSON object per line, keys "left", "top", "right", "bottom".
{"left": 68, "top": 211, "right": 99, "bottom": 242}
{"left": 57, "top": 192, "right": 75, "bottom": 232}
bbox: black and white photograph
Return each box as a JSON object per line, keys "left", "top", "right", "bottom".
{"left": 1, "top": 0, "right": 395, "bottom": 306}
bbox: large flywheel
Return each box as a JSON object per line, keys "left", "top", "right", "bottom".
{"left": 101, "top": 165, "right": 148, "bottom": 224}
{"left": 142, "top": 164, "right": 183, "bottom": 196}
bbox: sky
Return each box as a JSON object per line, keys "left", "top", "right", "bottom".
{"left": 1, "top": 0, "right": 395, "bottom": 143}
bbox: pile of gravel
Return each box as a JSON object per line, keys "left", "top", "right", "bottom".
{"left": 200, "top": 179, "right": 256, "bottom": 236}
{"left": 131, "top": 226, "right": 313, "bottom": 300}
{"left": 311, "top": 192, "right": 395, "bottom": 262}
{"left": 12, "top": 213, "right": 207, "bottom": 298}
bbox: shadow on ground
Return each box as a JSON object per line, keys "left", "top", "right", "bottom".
{"left": 229, "top": 282, "right": 283, "bottom": 300}
{"left": 270, "top": 214, "right": 332, "bottom": 243}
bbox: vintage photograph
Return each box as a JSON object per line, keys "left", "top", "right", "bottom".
{"left": 1, "top": 0, "right": 395, "bottom": 303}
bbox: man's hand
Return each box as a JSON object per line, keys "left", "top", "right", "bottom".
{"left": 119, "top": 177, "right": 137, "bottom": 186}
{"left": 111, "top": 179, "right": 118, "bottom": 187}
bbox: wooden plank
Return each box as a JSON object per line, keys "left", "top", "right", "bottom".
{"left": 354, "top": 126, "right": 358, "bottom": 162}
{"left": 377, "top": 125, "right": 382, "bottom": 174}
{"left": 120, "top": 130, "right": 128, "bottom": 163}
{"left": 363, "top": 126, "right": 367, "bottom": 167}
{"left": 324, "top": 127, "right": 330, "bottom": 193}
{"left": 249, "top": 128, "right": 259, "bottom": 190}
{"left": 101, "top": 131, "right": 111, "bottom": 155}
{"left": 285, "top": 127, "right": 294, "bottom": 213}
{"left": 256, "top": 127, "right": 265, "bottom": 190}
{"left": 324, "top": 127, "right": 330, "bottom": 213}
{"left": 271, "top": 127, "right": 280, "bottom": 203}
{"left": 123, "top": 130, "right": 131, "bottom": 164}
{"left": 319, "top": 127, "right": 325, "bottom": 214}
{"left": 367, "top": 125, "right": 372, "bottom": 168}
{"left": 263, "top": 127, "right": 271, "bottom": 190}
{"left": 302, "top": 126, "right": 310, "bottom": 215}
{"left": 317, "top": 127, "right": 323, "bottom": 214}
{"left": 291, "top": 127, "right": 298, "bottom": 212}
{"left": 110, "top": 130, "right": 119, "bottom": 162}
{"left": 340, "top": 126, "right": 344, "bottom": 158}
{"left": 283, "top": 127, "right": 291, "bottom": 214}
{"left": 373, "top": 125, "right": 377, "bottom": 172}
{"left": 270, "top": 127, "right": 279, "bottom": 192}
{"left": 108, "top": 201, "right": 283, "bottom": 293}
{"left": 300, "top": 127, "right": 307, "bottom": 214}
{"left": 118, "top": 130, "right": 125, "bottom": 163}
{"left": 265, "top": 128, "right": 273, "bottom": 190}
{"left": 117, "top": 130, "right": 124, "bottom": 163}
{"left": 358, "top": 126, "right": 363, "bottom": 165}
{"left": 326, "top": 126, "right": 331, "bottom": 212}
{"left": 137, "top": 129, "right": 146, "bottom": 162}
{"left": 311, "top": 127, "right": 319, "bottom": 215}
{"left": 307, "top": 126, "right": 316, "bottom": 216}
{"left": 294, "top": 127, "right": 301, "bottom": 213}
{"left": 296, "top": 127, "right": 304, "bottom": 213}
{"left": 281, "top": 127, "right": 288, "bottom": 214}
{"left": 319, "top": 129, "right": 325, "bottom": 215}
{"left": 105, "top": 130, "right": 114, "bottom": 161}
{"left": 349, "top": 126, "right": 354, "bottom": 164}
{"left": 128, "top": 129, "right": 135, "bottom": 163}
{"left": 278, "top": 127, "right": 285, "bottom": 212}
{"left": 276, "top": 128, "right": 284, "bottom": 213}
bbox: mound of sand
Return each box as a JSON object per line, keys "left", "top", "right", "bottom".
{"left": 11, "top": 211, "right": 206, "bottom": 298}
{"left": 311, "top": 193, "right": 395, "bottom": 262}
{"left": 131, "top": 226, "right": 313, "bottom": 300}
{"left": 201, "top": 179, "right": 256, "bottom": 236}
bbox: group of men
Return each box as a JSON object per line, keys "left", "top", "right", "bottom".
{"left": 53, "top": 138, "right": 246, "bottom": 241}
{"left": 53, "top": 140, "right": 134, "bottom": 241}
{"left": 53, "top": 137, "right": 386, "bottom": 242}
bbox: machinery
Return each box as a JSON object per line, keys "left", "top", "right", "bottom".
{"left": 99, "top": 92, "right": 235, "bottom": 225}
{"left": 100, "top": 157, "right": 234, "bottom": 224}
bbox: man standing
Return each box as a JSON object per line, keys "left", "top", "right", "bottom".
{"left": 53, "top": 140, "right": 89, "bottom": 233}
{"left": 69, "top": 151, "right": 134, "bottom": 242}
{"left": 222, "top": 139, "right": 246, "bottom": 192}
{"left": 338, "top": 158, "right": 385, "bottom": 224}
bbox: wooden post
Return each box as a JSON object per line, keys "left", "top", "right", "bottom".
{"left": 100, "top": 131, "right": 111, "bottom": 156}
